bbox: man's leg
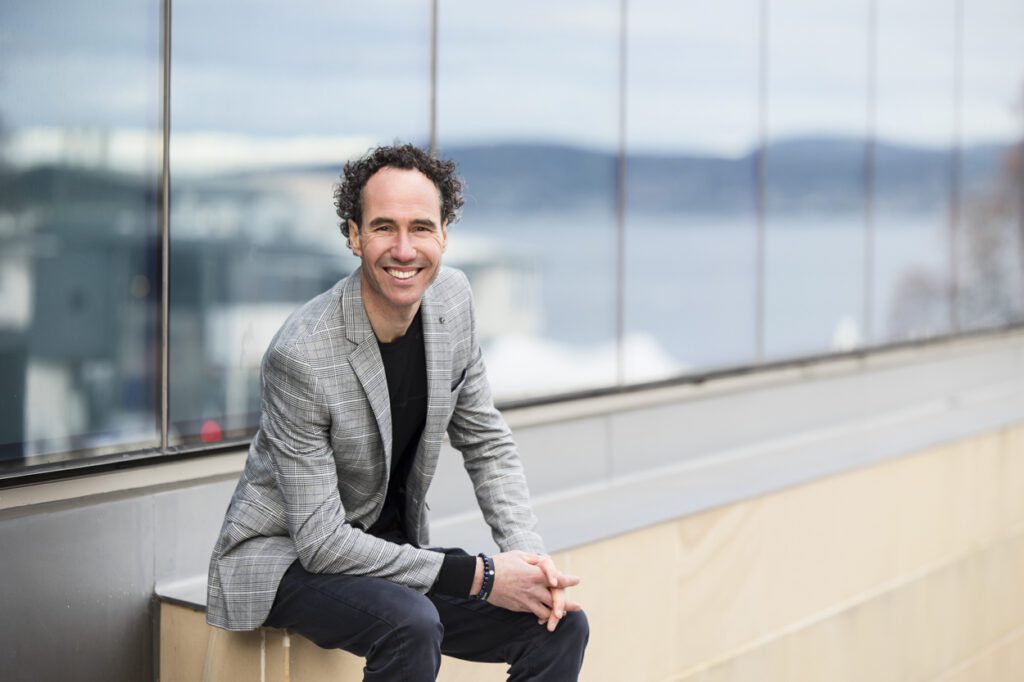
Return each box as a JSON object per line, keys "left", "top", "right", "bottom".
{"left": 429, "top": 592, "right": 589, "bottom": 682}
{"left": 264, "top": 560, "right": 443, "bottom": 682}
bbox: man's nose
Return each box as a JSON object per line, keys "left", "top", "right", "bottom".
{"left": 390, "top": 229, "right": 416, "bottom": 261}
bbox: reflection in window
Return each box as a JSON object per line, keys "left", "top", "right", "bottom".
{"left": 873, "top": 0, "right": 957, "bottom": 343}
{"left": 1, "top": 0, "right": 1023, "bottom": 475}
{"left": 168, "top": 0, "right": 432, "bottom": 445}
{"left": 625, "top": 0, "right": 760, "bottom": 381}
{"left": 0, "top": 0, "right": 162, "bottom": 470}
{"left": 437, "top": 1, "right": 621, "bottom": 400}
{"left": 763, "top": 0, "right": 870, "bottom": 359}
{"left": 958, "top": 0, "right": 1024, "bottom": 329}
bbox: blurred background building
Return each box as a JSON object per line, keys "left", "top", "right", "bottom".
{"left": 1, "top": 1, "right": 1023, "bottom": 680}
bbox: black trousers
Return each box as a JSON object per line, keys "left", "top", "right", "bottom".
{"left": 264, "top": 555, "right": 589, "bottom": 681}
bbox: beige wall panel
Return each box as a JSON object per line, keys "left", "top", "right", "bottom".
{"left": 666, "top": 427, "right": 1024, "bottom": 671}
{"left": 160, "top": 601, "right": 526, "bottom": 681}
{"left": 671, "top": 529, "right": 1024, "bottom": 682}
{"left": 286, "top": 633, "right": 364, "bottom": 681}
{"left": 934, "top": 626, "right": 1024, "bottom": 682}
{"left": 262, "top": 629, "right": 291, "bottom": 682}
{"left": 557, "top": 525, "right": 680, "bottom": 682}
{"left": 999, "top": 426, "right": 1024, "bottom": 534}
{"left": 158, "top": 423, "right": 1024, "bottom": 682}
{"left": 160, "top": 605, "right": 210, "bottom": 682}
{"left": 438, "top": 657, "right": 507, "bottom": 681}
{"left": 200, "top": 624, "right": 264, "bottom": 681}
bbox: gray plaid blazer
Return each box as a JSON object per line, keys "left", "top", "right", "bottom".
{"left": 206, "top": 266, "right": 545, "bottom": 631}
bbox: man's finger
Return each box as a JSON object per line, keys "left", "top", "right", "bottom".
{"left": 536, "top": 556, "right": 560, "bottom": 587}
{"left": 549, "top": 587, "right": 566, "bottom": 631}
{"left": 533, "top": 586, "right": 553, "bottom": 609}
{"left": 551, "top": 587, "right": 565, "bottom": 618}
{"left": 530, "top": 603, "right": 552, "bottom": 621}
{"left": 555, "top": 573, "right": 581, "bottom": 588}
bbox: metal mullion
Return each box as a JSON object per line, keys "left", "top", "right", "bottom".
{"left": 756, "top": 0, "right": 769, "bottom": 363}
{"left": 865, "top": 0, "right": 877, "bottom": 346}
{"left": 159, "top": 0, "right": 172, "bottom": 452}
{"left": 616, "top": 0, "right": 628, "bottom": 386}
{"left": 429, "top": 0, "right": 438, "bottom": 155}
{"left": 950, "top": 0, "right": 964, "bottom": 333}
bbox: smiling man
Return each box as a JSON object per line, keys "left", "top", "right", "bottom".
{"left": 206, "top": 144, "right": 588, "bottom": 681}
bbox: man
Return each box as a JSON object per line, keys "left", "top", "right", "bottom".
{"left": 207, "top": 144, "right": 588, "bottom": 681}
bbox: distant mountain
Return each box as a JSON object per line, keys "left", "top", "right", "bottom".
{"left": 3, "top": 136, "right": 1016, "bottom": 217}
{"left": 438, "top": 137, "right": 1015, "bottom": 214}
{"left": 445, "top": 143, "right": 619, "bottom": 214}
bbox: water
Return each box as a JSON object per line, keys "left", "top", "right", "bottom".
{"left": 459, "top": 209, "right": 957, "bottom": 392}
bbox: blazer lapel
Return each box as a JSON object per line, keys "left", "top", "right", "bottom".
{"left": 341, "top": 269, "right": 393, "bottom": 469}
{"left": 420, "top": 289, "right": 452, "bottom": 450}
{"left": 408, "top": 284, "right": 452, "bottom": 503}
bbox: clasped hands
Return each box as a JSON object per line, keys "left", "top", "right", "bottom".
{"left": 473, "top": 550, "right": 581, "bottom": 632}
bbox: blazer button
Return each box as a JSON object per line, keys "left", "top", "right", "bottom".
{"left": 439, "top": 316, "right": 446, "bottom": 324}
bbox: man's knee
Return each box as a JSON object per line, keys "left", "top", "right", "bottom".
{"left": 387, "top": 592, "right": 444, "bottom": 650}
{"left": 358, "top": 591, "right": 443, "bottom": 681}
{"left": 510, "top": 609, "right": 589, "bottom": 679}
{"left": 557, "top": 609, "right": 590, "bottom": 652}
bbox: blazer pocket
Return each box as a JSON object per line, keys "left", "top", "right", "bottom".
{"left": 450, "top": 369, "right": 468, "bottom": 393}
{"left": 448, "top": 369, "right": 468, "bottom": 418}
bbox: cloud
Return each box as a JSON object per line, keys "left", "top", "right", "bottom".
{"left": 2, "top": 127, "right": 376, "bottom": 176}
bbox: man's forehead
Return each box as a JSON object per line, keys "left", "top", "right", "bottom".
{"left": 362, "top": 167, "right": 442, "bottom": 208}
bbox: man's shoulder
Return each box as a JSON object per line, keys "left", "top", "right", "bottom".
{"left": 265, "top": 275, "right": 349, "bottom": 360}
{"left": 429, "top": 266, "right": 473, "bottom": 308}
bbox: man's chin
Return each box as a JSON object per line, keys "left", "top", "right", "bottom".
{"left": 380, "top": 285, "right": 428, "bottom": 310}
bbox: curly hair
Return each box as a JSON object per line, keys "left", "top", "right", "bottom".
{"left": 334, "top": 143, "right": 464, "bottom": 249}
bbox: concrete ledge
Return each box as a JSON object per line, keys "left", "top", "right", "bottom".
{"left": 5, "top": 327, "right": 1023, "bottom": 514}
{"left": 427, "top": 328, "right": 1024, "bottom": 553}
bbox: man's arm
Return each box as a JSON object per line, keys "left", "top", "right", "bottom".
{"left": 259, "top": 340, "right": 444, "bottom": 590}
{"left": 446, "top": 337, "right": 545, "bottom": 555}
{"left": 443, "top": 277, "right": 581, "bottom": 629}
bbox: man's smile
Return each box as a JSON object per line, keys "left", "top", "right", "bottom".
{"left": 385, "top": 267, "right": 420, "bottom": 280}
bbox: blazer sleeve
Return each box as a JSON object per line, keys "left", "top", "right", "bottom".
{"left": 259, "top": 339, "right": 444, "bottom": 590}
{"left": 445, "top": 290, "right": 546, "bottom": 556}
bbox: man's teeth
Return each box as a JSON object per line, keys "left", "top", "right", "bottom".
{"left": 387, "top": 269, "right": 416, "bottom": 280}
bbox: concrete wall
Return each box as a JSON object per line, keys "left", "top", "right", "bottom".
{"left": 2, "top": 329, "right": 1023, "bottom": 681}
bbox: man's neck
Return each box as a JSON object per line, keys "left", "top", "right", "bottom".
{"left": 361, "top": 287, "right": 420, "bottom": 344}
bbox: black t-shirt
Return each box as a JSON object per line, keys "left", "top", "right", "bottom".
{"left": 365, "top": 307, "right": 476, "bottom": 597}
{"left": 367, "top": 307, "right": 428, "bottom": 542}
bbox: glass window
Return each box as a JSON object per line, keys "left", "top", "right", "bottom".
{"left": 625, "top": 0, "right": 760, "bottom": 381}
{"left": 2, "top": 0, "right": 1023, "bottom": 478}
{"left": 436, "top": 1, "right": 622, "bottom": 400}
{"left": 872, "top": 0, "right": 957, "bottom": 343}
{"left": 763, "top": 0, "right": 871, "bottom": 359}
{"left": 0, "top": 0, "right": 162, "bottom": 471}
{"left": 958, "top": 0, "right": 1024, "bottom": 329}
{"left": 168, "top": 1, "right": 432, "bottom": 446}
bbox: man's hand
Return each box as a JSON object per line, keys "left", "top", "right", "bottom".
{"left": 484, "top": 551, "right": 581, "bottom": 632}
{"left": 527, "top": 554, "right": 582, "bottom": 632}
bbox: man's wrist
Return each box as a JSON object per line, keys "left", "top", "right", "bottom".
{"left": 472, "top": 553, "right": 495, "bottom": 601}
{"left": 430, "top": 552, "right": 477, "bottom": 598}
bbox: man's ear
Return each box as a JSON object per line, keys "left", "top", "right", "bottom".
{"left": 348, "top": 219, "right": 362, "bottom": 256}
{"left": 440, "top": 222, "right": 448, "bottom": 252}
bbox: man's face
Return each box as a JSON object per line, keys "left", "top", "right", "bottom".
{"left": 349, "top": 167, "right": 447, "bottom": 318}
